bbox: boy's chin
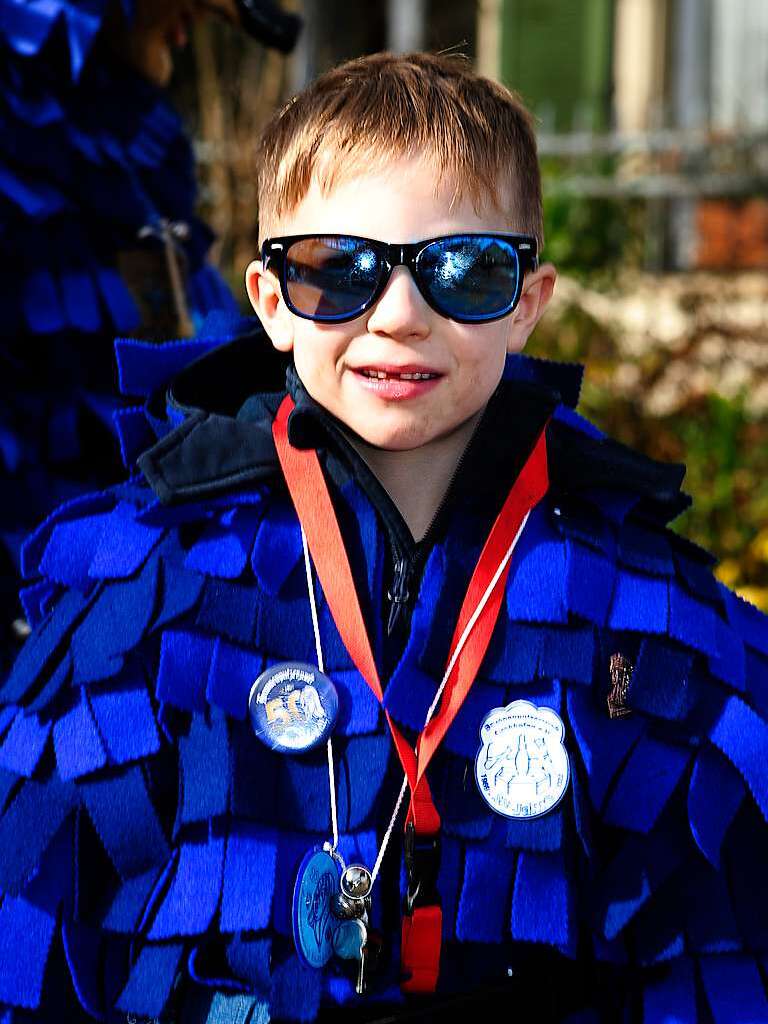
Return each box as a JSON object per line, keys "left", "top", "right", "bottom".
{"left": 342, "top": 418, "right": 456, "bottom": 453}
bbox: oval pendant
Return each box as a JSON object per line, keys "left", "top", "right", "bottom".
{"left": 292, "top": 848, "right": 341, "bottom": 969}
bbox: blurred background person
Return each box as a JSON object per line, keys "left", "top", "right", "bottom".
{"left": 0, "top": 0, "right": 300, "bottom": 669}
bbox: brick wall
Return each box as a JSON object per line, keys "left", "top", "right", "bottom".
{"left": 696, "top": 199, "right": 768, "bottom": 269}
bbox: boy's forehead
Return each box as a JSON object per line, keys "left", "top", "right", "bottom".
{"left": 267, "top": 150, "right": 514, "bottom": 241}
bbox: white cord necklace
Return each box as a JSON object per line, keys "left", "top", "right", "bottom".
{"left": 300, "top": 510, "right": 531, "bottom": 889}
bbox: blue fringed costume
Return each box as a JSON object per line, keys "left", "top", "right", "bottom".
{"left": 0, "top": 0, "right": 248, "bottom": 661}
{"left": 2, "top": 323, "right": 768, "bottom": 1022}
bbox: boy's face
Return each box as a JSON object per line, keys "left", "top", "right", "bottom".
{"left": 247, "top": 156, "right": 555, "bottom": 451}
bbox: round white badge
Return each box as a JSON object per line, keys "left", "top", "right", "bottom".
{"left": 474, "top": 700, "right": 569, "bottom": 819}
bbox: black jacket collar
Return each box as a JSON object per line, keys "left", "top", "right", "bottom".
{"left": 138, "top": 335, "right": 689, "bottom": 526}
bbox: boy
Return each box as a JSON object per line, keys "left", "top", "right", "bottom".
{"left": 2, "top": 51, "right": 768, "bottom": 1023}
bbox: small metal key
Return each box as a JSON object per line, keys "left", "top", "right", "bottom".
{"left": 356, "top": 929, "right": 382, "bottom": 996}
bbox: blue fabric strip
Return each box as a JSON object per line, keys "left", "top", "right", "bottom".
{"left": 538, "top": 626, "right": 595, "bottom": 684}
{"left": 156, "top": 628, "right": 215, "bottom": 713}
{"left": 185, "top": 508, "right": 261, "bottom": 580}
{"left": 53, "top": 691, "right": 107, "bottom": 780}
{"left": 316, "top": 598, "right": 355, "bottom": 673}
{"left": 722, "top": 587, "right": 768, "bottom": 657}
{"left": 632, "top": 886, "right": 685, "bottom": 965}
{"left": 506, "top": 808, "right": 563, "bottom": 852}
{"left": 269, "top": 955, "right": 321, "bottom": 1024}
{"left": 153, "top": 559, "right": 205, "bottom": 633}
{"left": 18, "top": 579, "right": 59, "bottom": 631}
{"left": 148, "top": 835, "right": 225, "bottom": 938}
{"left": 0, "top": 711, "right": 51, "bottom": 777}
{"left": 2, "top": 589, "right": 87, "bottom": 704}
{"left": 456, "top": 845, "right": 516, "bottom": 942}
{"left": 229, "top": 723, "right": 278, "bottom": 825}
{"left": 641, "top": 959, "right": 697, "bottom": 1023}
{"left": 709, "top": 695, "right": 768, "bottom": 822}
{"left": 608, "top": 571, "right": 669, "bottom": 634}
{"left": 382, "top": 665, "right": 436, "bottom": 732}
{"left": 668, "top": 583, "right": 719, "bottom": 657}
{"left": 437, "top": 834, "right": 462, "bottom": 940}
{"left": 684, "top": 863, "right": 741, "bottom": 955}
{"left": 196, "top": 580, "right": 261, "bottom": 648}
{"left": 102, "top": 866, "right": 164, "bottom": 933}
{"left": 630, "top": 639, "right": 695, "bottom": 721}
{"left": 709, "top": 617, "right": 746, "bottom": 691}
{"left": 334, "top": 735, "right": 391, "bottom": 831}
{"left": 251, "top": 506, "right": 303, "bottom": 596}
{"left": 116, "top": 942, "right": 185, "bottom": 1017}
{"left": 483, "top": 622, "right": 542, "bottom": 684}
{"left": 206, "top": 638, "right": 262, "bottom": 721}
{"left": 700, "top": 955, "right": 768, "bottom": 1023}
{"left": 114, "top": 404, "right": 154, "bottom": 468}
{"left": 89, "top": 677, "right": 160, "bottom": 766}
{"left": 278, "top": 754, "right": 337, "bottom": 833}
{"left": 61, "top": 919, "right": 104, "bottom": 1020}
{"left": 746, "top": 647, "right": 768, "bottom": 721}
{"left": 220, "top": 823, "right": 277, "bottom": 932}
{"left": 566, "top": 688, "right": 645, "bottom": 811}
{"left": 177, "top": 711, "right": 229, "bottom": 828}
{"left": 334, "top": 670, "right": 380, "bottom": 736}
{"left": 443, "top": 680, "right": 509, "bottom": 759}
{"left": 598, "top": 830, "right": 684, "bottom": 941}
{"left": 81, "top": 766, "right": 169, "bottom": 879}
{"left": 27, "top": 650, "right": 74, "bottom": 715}
{"left": 88, "top": 503, "right": 163, "bottom": 579}
{"left": 506, "top": 510, "right": 568, "bottom": 624}
{"left": 39, "top": 516, "right": 108, "bottom": 589}
{"left": 687, "top": 748, "right": 744, "bottom": 868}
{"left": 673, "top": 546, "right": 721, "bottom": 606}
{"left": 511, "top": 850, "right": 572, "bottom": 948}
{"left": 603, "top": 734, "right": 691, "bottom": 834}
{"left": 21, "top": 492, "right": 116, "bottom": 580}
{"left": 583, "top": 488, "right": 639, "bottom": 525}
{"left": 437, "top": 752, "right": 492, "bottom": 841}
{"left": 0, "top": 776, "right": 77, "bottom": 893}
{"left": 618, "top": 522, "right": 674, "bottom": 576}
{"left": 115, "top": 336, "right": 222, "bottom": 397}
{"left": 70, "top": 556, "right": 159, "bottom": 684}
{"left": 0, "top": 896, "right": 56, "bottom": 1010}
{"left": 226, "top": 935, "right": 271, "bottom": 993}
{"left": 272, "top": 833, "right": 316, "bottom": 937}
{"left": 256, "top": 595, "right": 316, "bottom": 663}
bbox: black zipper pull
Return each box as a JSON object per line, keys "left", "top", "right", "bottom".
{"left": 387, "top": 558, "right": 411, "bottom": 636}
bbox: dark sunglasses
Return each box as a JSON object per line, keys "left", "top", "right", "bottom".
{"left": 261, "top": 232, "right": 539, "bottom": 324}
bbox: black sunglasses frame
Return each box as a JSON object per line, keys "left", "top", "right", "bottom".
{"left": 260, "top": 232, "right": 539, "bottom": 324}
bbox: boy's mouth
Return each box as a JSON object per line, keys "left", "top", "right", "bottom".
{"left": 356, "top": 366, "right": 440, "bottom": 382}
{"left": 351, "top": 365, "right": 443, "bottom": 400}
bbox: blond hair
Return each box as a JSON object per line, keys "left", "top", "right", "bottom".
{"left": 256, "top": 51, "right": 542, "bottom": 245}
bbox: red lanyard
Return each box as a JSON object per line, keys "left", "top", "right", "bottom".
{"left": 273, "top": 395, "right": 549, "bottom": 987}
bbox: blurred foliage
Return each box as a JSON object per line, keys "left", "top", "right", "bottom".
{"left": 531, "top": 289, "right": 768, "bottom": 611}
{"left": 541, "top": 157, "right": 647, "bottom": 280}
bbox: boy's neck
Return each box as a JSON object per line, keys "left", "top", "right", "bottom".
{"left": 347, "top": 410, "right": 483, "bottom": 542}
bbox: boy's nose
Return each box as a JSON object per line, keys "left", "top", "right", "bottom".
{"left": 366, "top": 267, "right": 430, "bottom": 342}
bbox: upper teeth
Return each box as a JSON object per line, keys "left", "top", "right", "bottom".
{"left": 362, "top": 369, "right": 435, "bottom": 380}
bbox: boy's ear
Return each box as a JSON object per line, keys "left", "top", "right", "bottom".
{"left": 505, "top": 263, "right": 557, "bottom": 354}
{"left": 245, "top": 259, "right": 295, "bottom": 353}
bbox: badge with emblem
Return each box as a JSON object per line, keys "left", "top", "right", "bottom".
{"left": 475, "top": 700, "right": 569, "bottom": 818}
{"left": 249, "top": 661, "right": 339, "bottom": 753}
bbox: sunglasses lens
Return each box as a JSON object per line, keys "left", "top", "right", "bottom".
{"left": 418, "top": 236, "right": 521, "bottom": 320}
{"left": 284, "top": 237, "right": 380, "bottom": 320}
